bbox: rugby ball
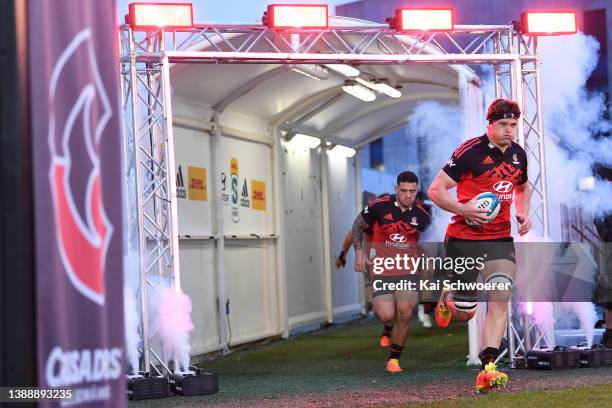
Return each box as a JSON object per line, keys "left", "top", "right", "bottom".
{"left": 465, "top": 192, "right": 501, "bottom": 226}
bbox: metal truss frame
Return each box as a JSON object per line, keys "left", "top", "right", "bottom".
{"left": 119, "top": 22, "right": 551, "bottom": 373}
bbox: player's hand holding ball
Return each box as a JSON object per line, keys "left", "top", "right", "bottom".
{"left": 462, "top": 192, "right": 501, "bottom": 227}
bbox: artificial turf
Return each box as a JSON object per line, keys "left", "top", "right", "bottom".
{"left": 404, "top": 384, "right": 612, "bottom": 408}
{"left": 128, "top": 318, "right": 612, "bottom": 407}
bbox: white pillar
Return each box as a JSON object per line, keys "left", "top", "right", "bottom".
{"left": 272, "top": 128, "right": 290, "bottom": 338}
{"left": 212, "top": 112, "right": 229, "bottom": 353}
{"left": 320, "top": 148, "right": 334, "bottom": 324}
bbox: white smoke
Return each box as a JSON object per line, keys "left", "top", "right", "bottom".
{"left": 123, "top": 284, "right": 141, "bottom": 375}
{"left": 123, "top": 241, "right": 142, "bottom": 375}
{"left": 147, "top": 275, "right": 194, "bottom": 373}
{"left": 518, "top": 33, "right": 609, "bottom": 344}
{"left": 404, "top": 101, "right": 462, "bottom": 241}
{"left": 158, "top": 287, "right": 194, "bottom": 372}
{"left": 540, "top": 33, "right": 612, "bottom": 219}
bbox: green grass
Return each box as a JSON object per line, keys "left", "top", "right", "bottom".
{"left": 128, "top": 318, "right": 612, "bottom": 407}
{"left": 401, "top": 384, "right": 612, "bottom": 408}
{"left": 201, "top": 319, "right": 471, "bottom": 399}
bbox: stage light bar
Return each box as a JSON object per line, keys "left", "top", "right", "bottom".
{"left": 521, "top": 12, "right": 577, "bottom": 35}
{"left": 342, "top": 81, "right": 376, "bottom": 102}
{"left": 325, "top": 64, "right": 360, "bottom": 77}
{"left": 265, "top": 4, "right": 329, "bottom": 29}
{"left": 393, "top": 8, "right": 454, "bottom": 32}
{"left": 289, "top": 64, "right": 330, "bottom": 80}
{"left": 330, "top": 144, "right": 356, "bottom": 158}
{"left": 373, "top": 81, "right": 401, "bottom": 98}
{"left": 127, "top": 3, "right": 193, "bottom": 30}
{"left": 289, "top": 133, "right": 321, "bottom": 149}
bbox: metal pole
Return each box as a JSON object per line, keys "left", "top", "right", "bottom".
{"left": 353, "top": 150, "right": 366, "bottom": 314}
{"left": 272, "top": 127, "right": 290, "bottom": 338}
{"left": 522, "top": 312, "right": 532, "bottom": 352}
{"left": 320, "top": 148, "right": 334, "bottom": 324}
{"left": 467, "top": 318, "right": 481, "bottom": 366}
{"left": 159, "top": 33, "right": 182, "bottom": 291}
{"left": 507, "top": 302, "right": 517, "bottom": 368}
{"left": 510, "top": 37, "right": 525, "bottom": 147}
{"left": 493, "top": 34, "right": 502, "bottom": 99}
{"left": 211, "top": 112, "right": 230, "bottom": 353}
{"left": 128, "top": 27, "right": 151, "bottom": 374}
{"left": 459, "top": 69, "right": 481, "bottom": 365}
{"left": 533, "top": 37, "right": 550, "bottom": 238}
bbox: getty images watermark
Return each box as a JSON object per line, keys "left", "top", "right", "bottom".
{"left": 369, "top": 253, "right": 512, "bottom": 292}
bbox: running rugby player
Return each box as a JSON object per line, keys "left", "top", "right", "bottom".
{"left": 353, "top": 171, "right": 431, "bottom": 373}
{"left": 336, "top": 194, "right": 394, "bottom": 345}
{"left": 428, "top": 99, "right": 532, "bottom": 392}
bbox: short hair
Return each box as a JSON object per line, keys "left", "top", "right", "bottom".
{"left": 486, "top": 99, "right": 521, "bottom": 123}
{"left": 397, "top": 171, "right": 419, "bottom": 185}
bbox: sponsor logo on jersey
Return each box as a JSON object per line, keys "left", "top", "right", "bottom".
{"left": 493, "top": 180, "right": 514, "bottom": 193}
{"left": 482, "top": 156, "right": 494, "bottom": 165}
{"left": 390, "top": 233, "right": 406, "bottom": 243}
{"left": 493, "top": 180, "right": 514, "bottom": 201}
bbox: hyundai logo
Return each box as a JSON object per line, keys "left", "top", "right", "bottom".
{"left": 493, "top": 181, "right": 514, "bottom": 193}
{"left": 390, "top": 233, "right": 407, "bottom": 243}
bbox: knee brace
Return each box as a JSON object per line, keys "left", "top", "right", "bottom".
{"left": 453, "top": 300, "right": 477, "bottom": 312}
{"left": 450, "top": 292, "right": 477, "bottom": 312}
{"left": 485, "top": 272, "right": 514, "bottom": 290}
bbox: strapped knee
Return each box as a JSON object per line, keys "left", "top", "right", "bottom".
{"left": 453, "top": 300, "right": 477, "bottom": 312}
{"left": 485, "top": 272, "right": 514, "bottom": 290}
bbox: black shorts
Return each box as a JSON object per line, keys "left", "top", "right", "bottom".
{"left": 444, "top": 235, "right": 515, "bottom": 263}
{"left": 444, "top": 235, "right": 515, "bottom": 300}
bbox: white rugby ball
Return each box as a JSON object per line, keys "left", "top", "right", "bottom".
{"left": 465, "top": 192, "right": 501, "bottom": 226}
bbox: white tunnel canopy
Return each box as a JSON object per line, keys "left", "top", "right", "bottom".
{"left": 169, "top": 16, "right": 477, "bottom": 146}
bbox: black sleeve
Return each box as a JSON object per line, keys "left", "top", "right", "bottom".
{"left": 518, "top": 149, "right": 528, "bottom": 185}
{"left": 442, "top": 147, "right": 472, "bottom": 183}
{"left": 360, "top": 200, "right": 381, "bottom": 227}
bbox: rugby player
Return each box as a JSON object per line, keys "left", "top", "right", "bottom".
{"left": 428, "top": 99, "right": 532, "bottom": 392}
{"left": 352, "top": 171, "right": 431, "bottom": 373}
{"left": 336, "top": 194, "right": 390, "bottom": 314}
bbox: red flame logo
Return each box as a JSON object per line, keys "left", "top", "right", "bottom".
{"left": 48, "top": 29, "right": 113, "bottom": 305}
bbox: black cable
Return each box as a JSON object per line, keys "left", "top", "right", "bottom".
{"left": 226, "top": 298, "right": 232, "bottom": 347}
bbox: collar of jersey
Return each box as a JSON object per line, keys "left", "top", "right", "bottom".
{"left": 482, "top": 134, "right": 512, "bottom": 156}
{"left": 394, "top": 201, "right": 412, "bottom": 212}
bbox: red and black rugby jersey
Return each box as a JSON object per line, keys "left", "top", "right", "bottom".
{"left": 442, "top": 134, "right": 528, "bottom": 240}
{"left": 360, "top": 194, "right": 431, "bottom": 275}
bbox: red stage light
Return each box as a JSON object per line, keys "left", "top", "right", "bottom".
{"left": 127, "top": 3, "right": 193, "bottom": 30}
{"left": 521, "top": 12, "right": 577, "bottom": 36}
{"left": 393, "top": 8, "right": 454, "bottom": 32}
{"left": 265, "top": 4, "right": 329, "bottom": 29}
